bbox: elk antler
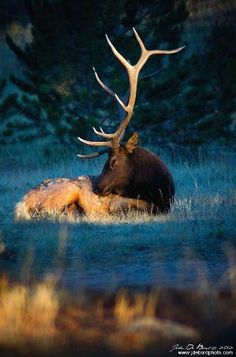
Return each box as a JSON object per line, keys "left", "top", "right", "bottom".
{"left": 78, "top": 28, "right": 184, "bottom": 158}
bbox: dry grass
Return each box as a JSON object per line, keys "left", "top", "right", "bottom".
{"left": 113, "top": 289, "right": 158, "bottom": 323}
{"left": 0, "top": 272, "right": 235, "bottom": 356}
{"left": 0, "top": 276, "right": 59, "bottom": 350}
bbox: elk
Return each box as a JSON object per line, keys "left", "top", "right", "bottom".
{"left": 15, "top": 28, "right": 184, "bottom": 220}
{"left": 77, "top": 28, "right": 183, "bottom": 214}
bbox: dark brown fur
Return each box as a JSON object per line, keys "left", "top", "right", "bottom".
{"left": 95, "top": 133, "right": 175, "bottom": 214}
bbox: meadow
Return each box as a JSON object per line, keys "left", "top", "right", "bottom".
{"left": 0, "top": 140, "right": 235, "bottom": 356}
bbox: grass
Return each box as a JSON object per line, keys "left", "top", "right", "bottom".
{"left": 0, "top": 139, "right": 235, "bottom": 355}
{"left": 0, "top": 139, "right": 235, "bottom": 223}
{"left": 0, "top": 275, "right": 235, "bottom": 356}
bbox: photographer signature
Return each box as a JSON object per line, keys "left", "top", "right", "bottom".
{"left": 170, "top": 343, "right": 234, "bottom": 353}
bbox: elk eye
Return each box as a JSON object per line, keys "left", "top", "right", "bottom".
{"left": 110, "top": 157, "right": 117, "bottom": 169}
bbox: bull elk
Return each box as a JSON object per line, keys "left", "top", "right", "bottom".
{"left": 15, "top": 28, "right": 184, "bottom": 220}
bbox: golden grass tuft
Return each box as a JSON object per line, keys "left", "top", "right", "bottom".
{"left": 114, "top": 289, "right": 158, "bottom": 324}
{"left": 0, "top": 277, "right": 58, "bottom": 349}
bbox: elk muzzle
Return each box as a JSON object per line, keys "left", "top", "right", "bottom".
{"left": 94, "top": 180, "right": 125, "bottom": 197}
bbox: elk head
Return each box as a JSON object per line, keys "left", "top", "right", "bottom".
{"left": 94, "top": 131, "right": 139, "bottom": 196}
{"left": 77, "top": 28, "right": 184, "bottom": 199}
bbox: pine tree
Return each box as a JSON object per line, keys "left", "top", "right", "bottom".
{"left": 6, "top": 0, "right": 128, "bottom": 143}
{"left": 6, "top": 0, "right": 71, "bottom": 140}
{"left": 6, "top": 0, "right": 188, "bottom": 145}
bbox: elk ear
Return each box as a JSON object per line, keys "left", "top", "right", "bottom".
{"left": 125, "top": 132, "right": 139, "bottom": 153}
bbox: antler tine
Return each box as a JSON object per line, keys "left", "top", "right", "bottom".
{"left": 78, "top": 136, "right": 112, "bottom": 147}
{"left": 132, "top": 27, "right": 185, "bottom": 57}
{"left": 132, "top": 27, "right": 146, "bottom": 52}
{"left": 149, "top": 46, "right": 185, "bottom": 56}
{"left": 93, "top": 67, "right": 115, "bottom": 98}
{"left": 114, "top": 94, "right": 127, "bottom": 111}
{"left": 93, "top": 67, "right": 127, "bottom": 112}
{"left": 93, "top": 126, "right": 116, "bottom": 138}
{"left": 105, "top": 34, "right": 132, "bottom": 72}
{"left": 77, "top": 148, "right": 109, "bottom": 159}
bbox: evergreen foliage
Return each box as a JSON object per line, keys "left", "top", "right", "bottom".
{"left": 1, "top": 0, "right": 235, "bottom": 146}
{"left": 4, "top": 0, "right": 188, "bottom": 145}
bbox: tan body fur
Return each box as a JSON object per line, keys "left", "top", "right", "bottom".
{"left": 15, "top": 176, "right": 151, "bottom": 220}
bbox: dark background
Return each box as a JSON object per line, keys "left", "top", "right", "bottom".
{"left": 0, "top": 0, "right": 235, "bottom": 148}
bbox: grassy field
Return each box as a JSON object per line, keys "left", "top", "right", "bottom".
{"left": 0, "top": 140, "right": 235, "bottom": 355}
